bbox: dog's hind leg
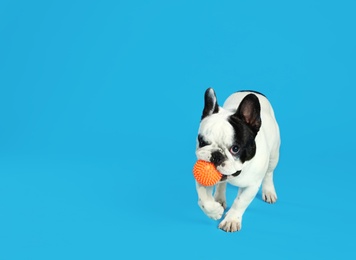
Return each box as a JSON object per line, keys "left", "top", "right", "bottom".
{"left": 262, "top": 170, "right": 277, "bottom": 203}
{"left": 262, "top": 150, "right": 279, "bottom": 203}
{"left": 214, "top": 182, "right": 227, "bottom": 209}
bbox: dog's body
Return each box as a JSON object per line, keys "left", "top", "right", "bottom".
{"left": 195, "top": 88, "right": 280, "bottom": 232}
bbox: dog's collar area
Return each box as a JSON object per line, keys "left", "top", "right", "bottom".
{"left": 220, "top": 170, "right": 241, "bottom": 181}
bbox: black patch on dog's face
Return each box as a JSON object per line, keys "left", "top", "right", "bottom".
{"left": 227, "top": 93, "right": 262, "bottom": 163}
{"left": 197, "top": 134, "right": 209, "bottom": 148}
{"left": 228, "top": 117, "right": 257, "bottom": 163}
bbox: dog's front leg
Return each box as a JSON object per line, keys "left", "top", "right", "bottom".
{"left": 219, "top": 184, "right": 259, "bottom": 232}
{"left": 196, "top": 182, "right": 224, "bottom": 220}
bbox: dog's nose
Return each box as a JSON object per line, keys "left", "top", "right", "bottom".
{"left": 210, "top": 151, "right": 224, "bottom": 166}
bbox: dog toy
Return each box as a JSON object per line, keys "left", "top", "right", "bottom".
{"left": 193, "top": 160, "right": 222, "bottom": 186}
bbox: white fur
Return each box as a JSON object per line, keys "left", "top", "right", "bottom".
{"left": 195, "top": 91, "right": 280, "bottom": 232}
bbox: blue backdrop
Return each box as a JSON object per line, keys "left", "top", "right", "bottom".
{"left": 1, "top": 0, "right": 355, "bottom": 259}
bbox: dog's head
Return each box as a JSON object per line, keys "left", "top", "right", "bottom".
{"left": 195, "top": 88, "right": 262, "bottom": 178}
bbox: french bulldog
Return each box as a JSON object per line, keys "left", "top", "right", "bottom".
{"left": 195, "top": 88, "right": 280, "bottom": 232}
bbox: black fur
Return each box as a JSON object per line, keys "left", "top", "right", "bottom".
{"left": 210, "top": 151, "right": 225, "bottom": 166}
{"left": 198, "top": 134, "right": 209, "bottom": 148}
{"left": 202, "top": 88, "right": 219, "bottom": 120}
{"left": 228, "top": 117, "right": 257, "bottom": 163}
{"left": 228, "top": 94, "right": 262, "bottom": 163}
{"left": 233, "top": 94, "right": 261, "bottom": 136}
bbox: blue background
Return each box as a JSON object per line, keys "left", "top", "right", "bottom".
{"left": 1, "top": 0, "right": 355, "bottom": 259}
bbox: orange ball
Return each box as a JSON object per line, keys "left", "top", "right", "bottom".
{"left": 193, "top": 160, "right": 222, "bottom": 186}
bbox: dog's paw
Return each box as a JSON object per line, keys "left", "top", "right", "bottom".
{"left": 218, "top": 209, "right": 242, "bottom": 232}
{"left": 218, "top": 218, "right": 241, "bottom": 232}
{"left": 198, "top": 200, "right": 224, "bottom": 220}
{"left": 262, "top": 190, "right": 277, "bottom": 204}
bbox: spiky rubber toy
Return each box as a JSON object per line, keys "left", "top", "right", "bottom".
{"left": 193, "top": 160, "right": 222, "bottom": 186}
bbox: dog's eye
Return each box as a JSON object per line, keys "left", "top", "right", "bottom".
{"left": 230, "top": 145, "right": 239, "bottom": 155}
{"left": 198, "top": 136, "right": 209, "bottom": 148}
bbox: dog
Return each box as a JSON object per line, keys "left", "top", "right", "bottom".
{"left": 195, "top": 88, "right": 280, "bottom": 232}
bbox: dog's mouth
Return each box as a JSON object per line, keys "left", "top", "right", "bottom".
{"left": 220, "top": 170, "right": 241, "bottom": 181}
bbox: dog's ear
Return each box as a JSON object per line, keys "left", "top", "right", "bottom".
{"left": 233, "top": 94, "right": 261, "bottom": 135}
{"left": 202, "top": 88, "right": 219, "bottom": 120}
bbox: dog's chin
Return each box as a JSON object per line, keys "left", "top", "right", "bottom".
{"left": 216, "top": 166, "right": 241, "bottom": 183}
{"left": 216, "top": 164, "right": 242, "bottom": 176}
{"left": 219, "top": 169, "right": 241, "bottom": 182}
